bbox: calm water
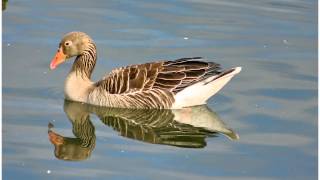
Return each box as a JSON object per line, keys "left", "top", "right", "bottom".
{"left": 3, "top": 0, "right": 317, "bottom": 179}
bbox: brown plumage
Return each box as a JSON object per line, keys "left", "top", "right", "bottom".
{"left": 48, "top": 100, "right": 239, "bottom": 156}
{"left": 95, "top": 57, "right": 221, "bottom": 94}
{"left": 50, "top": 32, "right": 241, "bottom": 109}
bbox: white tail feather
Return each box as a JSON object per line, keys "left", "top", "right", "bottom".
{"left": 171, "top": 67, "right": 242, "bottom": 109}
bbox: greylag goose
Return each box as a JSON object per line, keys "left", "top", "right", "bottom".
{"left": 50, "top": 32, "right": 241, "bottom": 109}
{"left": 48, "top": 100, "right": 238, "bottom": 160}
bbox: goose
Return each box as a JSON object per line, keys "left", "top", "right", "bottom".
{"left": 50, "top": 32, "right": 241, "bottom": 109}
{"left": 48, "top": 100, "right": 238, "bottom": 161}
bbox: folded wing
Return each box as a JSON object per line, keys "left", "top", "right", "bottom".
{"left": 95, "top": 57, "right": 221, "bottom": 95}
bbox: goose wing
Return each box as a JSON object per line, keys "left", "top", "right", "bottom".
{"left": 95, "top": 57, "right": 221, "bottom": 94}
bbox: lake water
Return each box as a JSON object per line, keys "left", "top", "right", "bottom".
{"left": 3, "top": 0, "right": 317, "bottom": 179}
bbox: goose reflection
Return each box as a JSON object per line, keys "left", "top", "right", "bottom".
{"left": 48, "top": 100, "right": 239, "bottom": 161}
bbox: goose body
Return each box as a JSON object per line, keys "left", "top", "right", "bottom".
{"left": 50, "top": 32, "right": 241, "bottom": 109}
{"left": 48, "top": 100, "right": 238, "bottom": 160}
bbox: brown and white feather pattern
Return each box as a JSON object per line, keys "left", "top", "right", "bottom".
{"left": 71, "top": 40, "right": 97, "bottom": 79}
{"left": 88, "top": 57, "right": 221, "bottom": 109}
{"left": 57, "top": 32, "right": 241, "bottom": 109}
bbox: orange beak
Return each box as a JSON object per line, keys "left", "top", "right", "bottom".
{"left": 48, "top": 130, "right": 64, "bottom": 145}
{"left": 50, "top": 48, "right": 67, "bottom": 70}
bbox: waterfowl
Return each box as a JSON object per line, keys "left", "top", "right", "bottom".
{"left": 48, "top": 100, "right": 238, "bottom": 159}
{"left": 50, "top": 32, "right": 241, "bottom": 109}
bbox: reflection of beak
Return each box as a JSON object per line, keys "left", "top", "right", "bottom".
{"left": 48, "top": 130, "right": 64, "bottom": 145}
{"left": 50, "top": 47, "right": 66, "bottom": 70}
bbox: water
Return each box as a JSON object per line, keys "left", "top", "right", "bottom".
{"left": 3, "top": 0, "right": 317, "bottom": 179}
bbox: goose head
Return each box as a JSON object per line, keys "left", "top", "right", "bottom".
{"left": 48, "top": 130, "right": 94, "bottom": 161}
{"left": 50, "top": 32, "right": 93, "bottom": 70}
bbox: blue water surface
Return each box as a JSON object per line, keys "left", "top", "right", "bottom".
{"left": 3, "top": 0, "right": 317, "bottom": 179}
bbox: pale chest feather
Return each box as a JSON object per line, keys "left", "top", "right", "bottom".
{"left": 64, "top": 72, "right": 94, "bottom": 103}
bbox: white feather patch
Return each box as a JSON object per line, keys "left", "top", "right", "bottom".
{"left": 171, "top": 67, "right": 242, "bottom": 109}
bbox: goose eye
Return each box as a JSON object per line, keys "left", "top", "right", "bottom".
{"left": 64, "top": 41, "right": 72, "bottom": 46}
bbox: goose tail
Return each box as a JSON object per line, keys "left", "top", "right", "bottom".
{"left": 172, "top": 67, "right": 242, "bottom": 109}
